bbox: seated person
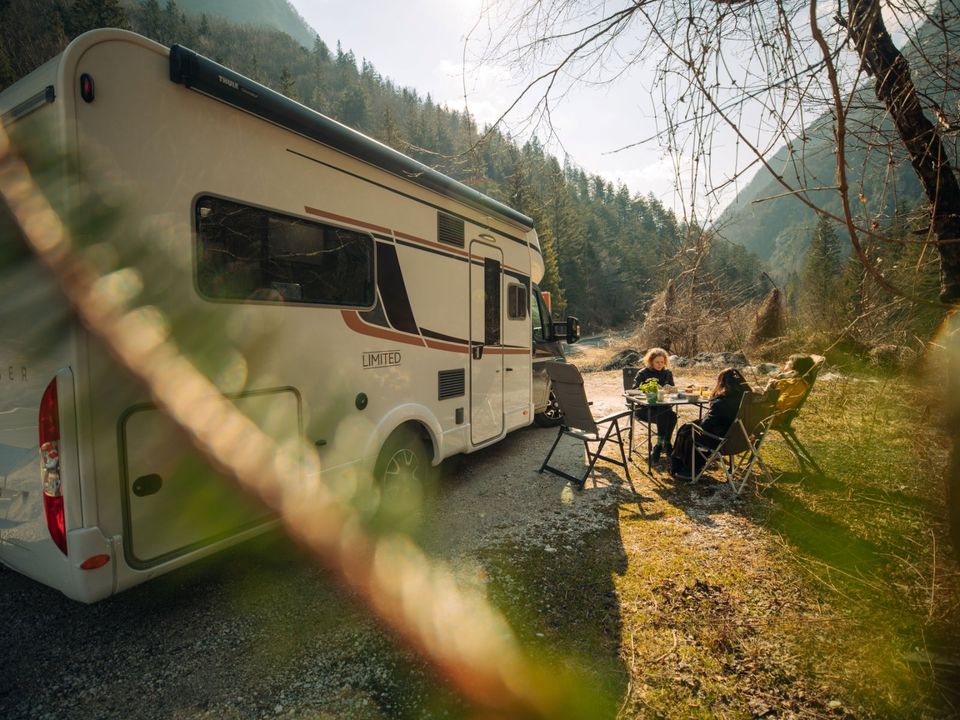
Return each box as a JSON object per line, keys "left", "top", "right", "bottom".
{"left": 671, "top": 367, "right": 752, "bottom": 479}
{"left": 763, "top": 354, "right": 816, "bottom": 413}
{"left": 631, "top": 347, "right": 677, "bottom": 461}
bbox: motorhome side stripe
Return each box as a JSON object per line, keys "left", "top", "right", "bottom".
{"left": 395, "top": 229, "right": 468, "bottom": 259}
{"left": 342, "top": 312, "right": 528, "bottom": 355}
{"left": 424, "top": 339, "right": 469, "bottom": 354}
{"left": 289, "top": 149, "right": 540, "bottom": 255}
{"left": 304, "top": 206, "right": 391, "bottom": 236}
{"left": 306, "top": 205, "right": 528, "bottom": 280}
{"left": 341, "top": 311, "right": 426, "bottom": 347}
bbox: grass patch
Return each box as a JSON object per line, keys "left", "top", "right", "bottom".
{"left": 464, "top": 366, "right": 960, "bottom": 718}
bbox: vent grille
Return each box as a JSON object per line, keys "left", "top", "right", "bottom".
{"left": 438, "top": 369, "right": 466, "bottom": 400}
{"left": 437, "top": 213, "right": 465, "bottom": 248}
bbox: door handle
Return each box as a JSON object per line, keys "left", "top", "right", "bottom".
{"left": 472, "top": 344, "right": 484, "bottom": 360}
{"left": 505, "top": 367, "right": 514, "bottom": 372}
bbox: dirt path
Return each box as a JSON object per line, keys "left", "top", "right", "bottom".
{"left": 422, "top": 368, "right": 723, "bottom": 559}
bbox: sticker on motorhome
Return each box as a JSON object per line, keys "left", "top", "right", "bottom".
{"left": 0, "top": 365, "right": 28, "bottom": 383}
{"left": 362, "top": 351, "right": 401, "bottom": 369}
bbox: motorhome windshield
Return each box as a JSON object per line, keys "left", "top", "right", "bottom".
{"left": 531, "top": 288, "right": 553, "bottom": 343}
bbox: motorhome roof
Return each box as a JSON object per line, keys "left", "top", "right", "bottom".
{"left": 169, "top": 45, "right": 535, "bottom": 232}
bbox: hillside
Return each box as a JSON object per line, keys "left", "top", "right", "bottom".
{"left": 714, "top": 6, "right": 960, "bottom": 280}
{"left": 137, "top": 0, "right": 317, "bottom": 47}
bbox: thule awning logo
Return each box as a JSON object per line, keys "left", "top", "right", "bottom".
{"left": 218, "top": 75, "right": 239, "bottom": 90}
{"left": 362, "top": 351, "right": 401, "bottom": 369}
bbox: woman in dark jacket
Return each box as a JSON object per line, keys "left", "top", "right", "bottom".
{"left": 632, "top": 347, "right": 677, "bottom": 460}
{"left": 670, "top": 367, "right": 752, "bottom": 479}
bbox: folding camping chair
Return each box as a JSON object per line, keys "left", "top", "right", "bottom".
{"left": 688, "top": 391, "right": 776, "bottom": 494}
{"left": 622, "top": 365, "right": 662, "bottom": 469}
{"left": 769, "top": 355, "right": 825, "bottom": 476}
{"left": 540, "top": 361, "right": 633, "bottom": 488}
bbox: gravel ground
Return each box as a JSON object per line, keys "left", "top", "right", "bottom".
{"left": 0, "top": 369, "right": 719, "bottom": 720}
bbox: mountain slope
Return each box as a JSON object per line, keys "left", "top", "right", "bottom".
{"left": 173, "top": 0, "right": 316, "bottom": 47}
{"left": 715, "top": 7, "right": 960, "bottom": 278}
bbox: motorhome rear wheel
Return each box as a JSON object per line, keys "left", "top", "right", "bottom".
{"left": 371, "top": 427, "right": 435, "bottom": 535}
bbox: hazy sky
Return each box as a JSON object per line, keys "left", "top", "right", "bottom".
{"left": 288, "top": 0, "right": 697, "bottom": 214}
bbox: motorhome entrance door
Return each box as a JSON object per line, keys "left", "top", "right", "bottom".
{"left": 470, "top": 243, "right": 504, "bottom": 445}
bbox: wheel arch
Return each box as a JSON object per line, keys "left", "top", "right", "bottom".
{"left": 364, "top": 405, "right": 442, "bottom": 468}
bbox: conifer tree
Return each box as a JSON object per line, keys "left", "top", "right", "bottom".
{"left": 801, "top": 215, "right": 842, "bottom": 329}
{"left": 536, "top": 226, "right": 567, "bottom": 314}
{"left": 160, "top": 1, "right": 181, "bottom": 44}
{"left": 69, "top": 0, "right": 129, "bottom": 36}
{"left": 137, "top": 0, "right": 162, "bottom": 40}
{"left": 279, "top": 65, "right": 296, "bottom": 100}
{"left": 338, "top": 85, "right": 368, "bottom": 129}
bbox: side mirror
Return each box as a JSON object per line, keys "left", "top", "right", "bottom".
{"left": 551, "top": 316, "right": 581, "bottom": 344}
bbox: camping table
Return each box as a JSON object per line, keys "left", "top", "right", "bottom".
{"left": 623, "top": 393, "right": 709, "bottom": 473}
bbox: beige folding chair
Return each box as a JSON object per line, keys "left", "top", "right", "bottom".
{"left": 689, "top": 391, "right": 776, "bottom": 494}
{"left": 769, "top": 355, "right": 825, "bottom": 475}
{"left": 540, "top": 362, "right": 633, "bottom": 488}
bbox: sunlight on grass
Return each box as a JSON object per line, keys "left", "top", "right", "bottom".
{"left": 605, "top": 370, "right": 960, "bottom": 718}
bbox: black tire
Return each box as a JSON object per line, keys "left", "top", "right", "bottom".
{"left": 534, "top": 389, "right": 564, "bottom": 427}
{"left": 371, "top": 427, "right": 434, "bottom": 535}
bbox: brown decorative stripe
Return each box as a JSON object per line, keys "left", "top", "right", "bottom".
{"left": 341, "top": 310, "right": 425, "bottom": 347}
{"left": 424, "top": 338, "right": 470, "bottom": 354}
{"left": 305, "top": 206, "right": 392, "bottom": 236}
{"left": 395, "top": 229, "right": 470, "bottom": 259}
{"left": 485, "top": 348, "right": 531, "bottom": 355}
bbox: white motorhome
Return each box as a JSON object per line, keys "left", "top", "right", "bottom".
{"left": 0, "top": 29, "right": 579, "bottom": 602}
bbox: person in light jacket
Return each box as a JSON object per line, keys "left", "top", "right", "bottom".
{"left": 763, "top": 354, "right": 817, "bottom": 413}
{"left": 631, "top": 347, "right": 677, "bottom": 461}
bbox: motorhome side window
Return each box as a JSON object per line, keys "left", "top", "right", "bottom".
{"left": 507, "top": 283, "right": 527, "bottom": 320}
{"left": 484, "top": 258, "right": 501, "bottom": 345}
{"left": 195, "top": 196, "right": 375, "bottom": 307}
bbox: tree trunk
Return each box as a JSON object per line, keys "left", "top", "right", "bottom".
{"left": 847, "top": 0, "right": 960, "bottom": 304}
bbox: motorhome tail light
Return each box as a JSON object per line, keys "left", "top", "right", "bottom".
{"left": 39, "top": 378, "right": 67, "bottom": 555}
{"left": 80, "top": 73, "right": 95, "bottom": 103}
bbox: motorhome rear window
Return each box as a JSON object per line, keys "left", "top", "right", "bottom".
{"left": 195, "top": 196, "right": 375, "bottom": 307}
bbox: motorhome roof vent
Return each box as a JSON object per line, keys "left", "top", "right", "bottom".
{"left": 437, "top": 213, "right": 465, "bottom": 248}
{"left": 438, "top": 369, "right": 465, "bottom": 400}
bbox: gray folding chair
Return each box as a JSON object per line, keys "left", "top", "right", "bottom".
{"left": 540, "top": 362, "right": 633, "bottom": 488}
{"left": 689, "top": 391, "right": 776, "bottom": 494}
{"left": 622, "top": 366, "right": 642, "bottom": 393}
